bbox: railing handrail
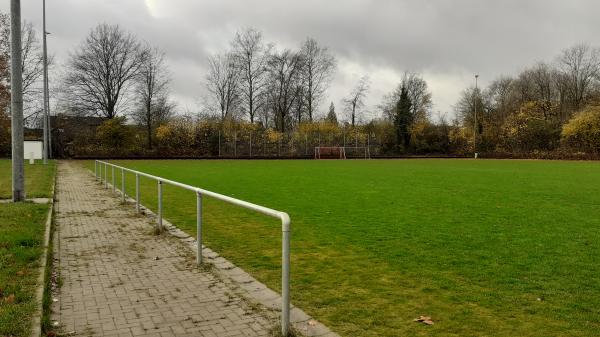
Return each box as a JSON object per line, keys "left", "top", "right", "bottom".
{"left": 94, "top": 160, "right": 291, "bottom": 336}
{"left": 96, "top": 160, "right": 290, "bottom": 227}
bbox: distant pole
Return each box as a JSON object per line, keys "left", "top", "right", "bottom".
{"left": 45, "top": 50, "right": 51, "bottom": 158}
{"left": 474, "top": 74, "right": 479, "bottom": 159}
{"left": 42, "top": 0, "right": 48, "bottom": 164}
{"left": 11, "top": 0, "right": 25, "bottom": 201}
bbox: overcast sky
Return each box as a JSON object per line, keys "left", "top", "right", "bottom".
{"left": 2, "top": 0, "right": 599, "bottom": 121}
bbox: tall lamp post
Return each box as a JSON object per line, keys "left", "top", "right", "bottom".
{"left": 11, "top": 0, "right": 25, "bottom": 201}
{"left": 42, "top": 0, "right": 48, "bottom": 164}
{"left": 474, "top": 74, "right": 479, "bottom": 159}
{"left": 42, "top": 0, "right": 51, "bottom": 162}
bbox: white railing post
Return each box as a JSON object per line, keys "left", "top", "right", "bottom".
{"left": 281, "top": 214, "right": 291, "bottom": 337}
{"left": 95, "top": 160, "right": 98, "bottom": 180}
{"left": 196, "top": 191, "right": 203, "bottom": 266}
{"left": 112, "top": 165, "right": 115, "bottom": 193}
{"left": 135, "top": 173, "right": 140, "bottom": 214}
{"left": 121, "top": 168, "right": 125, "bottom": 203}
{"left": 157, "top": 180, "right": 163, "bottom": 232}
{"left": 92, "top": 160, "right": 291, "bottom": 335}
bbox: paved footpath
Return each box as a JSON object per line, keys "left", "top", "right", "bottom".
{"left": 51, "top": 162, "right": 275, "bottom": 337}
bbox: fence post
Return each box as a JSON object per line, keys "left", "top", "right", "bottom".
{"left": 281, "top": 215, "right": 291, "bottom": 337}
{"left": 111, "top": 166, "right": 115, "bottom": 193}
{"left": 196, "top": 191, "right": 203, "bottom": 266}
{"left": 94, "top": 161, "right": 97, "bottom": 180}
{"left": 135, "top": 173, "right": 140, "bottom": 213}
{"left": 305, "top": 134, "right": 308, "bottom": 155}
{"left": 157, "top": 180, "right": 163, "bottom": 232}
{"left": 104, "top": 163, "right": 107, "bottom": 188}
{"left": 121, "top": 168, "right": 125, "bottom": 203}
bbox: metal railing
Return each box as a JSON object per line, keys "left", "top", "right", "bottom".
{"left": 94, "top": 160, "right": 291, "bottom": 336}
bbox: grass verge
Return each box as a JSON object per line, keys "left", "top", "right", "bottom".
{"left": 0, "top": 160, "right": 56, "bottom": 199}
{"left": 0, "top": 159, "right": 55, "bottom": 336}
{"left": 0, "top": 203, "right": 51, "bottom": 336}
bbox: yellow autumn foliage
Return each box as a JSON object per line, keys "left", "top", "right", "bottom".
{"left": 561, "top": 105, "right": 600, "bottom": 153}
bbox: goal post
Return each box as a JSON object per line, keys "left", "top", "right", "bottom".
{"left": 314, "top": 146, "right": 370, "bottom": 159}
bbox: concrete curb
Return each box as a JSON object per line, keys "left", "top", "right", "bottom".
{"left": 94, "top": 168, "right": 340, "bottom": 337}
{"left": 30, "top": 170, "right": 56, "bottom": 337}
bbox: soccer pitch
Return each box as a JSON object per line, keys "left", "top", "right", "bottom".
{"left": 86, "top": 159, "right": 600, "bottom": 337}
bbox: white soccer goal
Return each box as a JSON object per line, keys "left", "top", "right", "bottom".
{"left": 314, "top": 146, "right": 370, "bottom": 159}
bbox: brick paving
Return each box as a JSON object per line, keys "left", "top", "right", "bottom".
{"left": 50, "top": 161, "right": 275, "bottom": 337}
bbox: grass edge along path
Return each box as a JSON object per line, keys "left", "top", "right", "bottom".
{"left": 0, "top": 160, "right": 55, "bottom": 337}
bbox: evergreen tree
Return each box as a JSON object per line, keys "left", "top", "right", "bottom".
{"left": 326, "top": 102, "right": 338, "bottom": 125}
{"left": 394, "top": 87, "right": 413, "bottom": 151}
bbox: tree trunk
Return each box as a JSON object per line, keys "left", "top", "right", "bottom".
{"left": 146, "top": 101, "right": 152, "bottom": 149}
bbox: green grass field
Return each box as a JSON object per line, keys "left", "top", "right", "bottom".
{"left": 0, "top": 160, "right": 56, "bottom": 199}
{"left": 87, "top": 159, "right": 600, "bottom": 337}
{"left": 0, "top": 159, "right": 55, "bottom": 337}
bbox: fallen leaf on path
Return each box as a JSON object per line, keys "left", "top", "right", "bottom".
{"left": 414, "top": 315, "right": 434, "bottom": 325}
{"left": 308, "top": 319, "right": 317, "bottom": 326}
{"left": 5, "top": 294, "right": 15, "bottom": 304}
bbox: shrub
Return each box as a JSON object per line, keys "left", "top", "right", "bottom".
{"left": 95, "top": 117, "right": 135, "bottom": 150}
{"left": 561, "top": 105, "right": 600, "bottom": 153}
{"left": 500, "top": 101, "right": 561, "bottom": 153}
{"left": 155, "top": 117, "right": 195, "bottom": 153}
{"left": 410, "top": 121, "right": 451, "bottom": 154}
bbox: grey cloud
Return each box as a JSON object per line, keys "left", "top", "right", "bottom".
{"left": 2, "top": 0, "right": 599, "bottom": 119}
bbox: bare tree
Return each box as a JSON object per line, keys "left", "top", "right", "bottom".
{"left": 205, "top": 52, "right": 239, "bottom": 121}
{"left": 232, "top": 28, "right": 271, "bottom": 123}
{"left": 529, "top": 63, "right": 555, "bottom": 104}
{"left": 299, "top": 38, "right": 336, "bottom": 122}
{"left": 134, "top": 46, "right": 171, "bottom": 149}
{"left": 486, "top": 75, "right": 515, "bottom": 122}
{"left": 0, "top": 13, "right": 46, "bottom": 124}
{"left": 558, "top": 43, "right": 600, "bottom": 111}
{"left": 380, "top": 72, "right": 432, "bottom": 122}
{"left": 266, "top": 49, "right": 304, "bottom": 132}
{"left": 343, "top": 75, "right": 370, "bottom": 127}
{"left": 64, "top": 24, "right": 146, "bottom": 118}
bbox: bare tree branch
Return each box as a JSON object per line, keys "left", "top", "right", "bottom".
{"left": 343, "top": 75, "right": 370, "bottom": 127}
{"left": 63, "top": 24, "right": 146, "bottom": 118}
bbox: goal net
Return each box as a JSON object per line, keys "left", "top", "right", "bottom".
{"left": 314, "top": 146, "right": 370, "bottom": 159}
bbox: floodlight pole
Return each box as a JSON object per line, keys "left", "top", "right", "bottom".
{"left": 474, "top": 74, "right": 479, "bottom": 159}
{"left": 42, "top": 0, "right": 48, "bottom": 164}
{"left": 44, "top": 31, "right": 52, "bottom": 158}
{"left": 11, "top": 0, "right": 25, "bottom": 201}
